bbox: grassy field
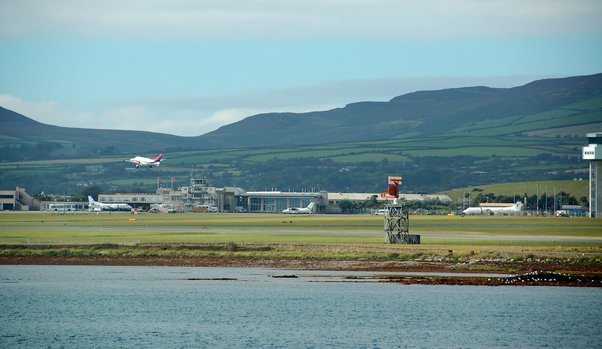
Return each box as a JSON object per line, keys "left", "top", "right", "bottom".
{"left": 1, "top": 212, "right": 601, "bottom": 263}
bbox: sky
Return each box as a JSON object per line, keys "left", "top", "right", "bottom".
{"left": 1, "top": 0, "right": 601, "bottom": 137}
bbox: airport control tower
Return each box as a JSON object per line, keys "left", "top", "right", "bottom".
{"left": 582, "top": 132, "right": 602, "bottom": 217}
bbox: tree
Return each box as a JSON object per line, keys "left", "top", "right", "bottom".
{"left": 76, "top": 185, "right": 103, "bottom": 201}
{"left": 339, "top": 200, "right": 354, "bottom": 214}
{"left": 365, "top": 195, "right": 378, "bottom": 208}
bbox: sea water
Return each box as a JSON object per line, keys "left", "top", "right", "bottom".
{"left": 1, "top": 265, "right": 600, "bottom": 348}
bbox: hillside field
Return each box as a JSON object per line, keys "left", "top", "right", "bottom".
{"left": 440, "top": 180, "right": 589, "bottom": 203}
{"left": 0, "top": 133, "right": 590, "bottom": 196}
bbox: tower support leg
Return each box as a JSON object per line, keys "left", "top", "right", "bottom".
{"left": 384, "top": 204, "right": 410, "bottom": 244}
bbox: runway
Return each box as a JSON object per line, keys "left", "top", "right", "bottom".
{"left": 2, "top": 225, "right": 601, "bottom": 243}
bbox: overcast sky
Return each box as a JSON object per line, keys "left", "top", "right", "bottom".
{"left": 1, "top": 0, "right": 601, "bottom": 136}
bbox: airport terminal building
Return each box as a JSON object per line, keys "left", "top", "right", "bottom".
{"left": 241, "top": 191, "right": 327, "bottom": 213}
{"left": 0, "top": 187, "right": 40, "bottom": 211}
{"left": 1, "top": 176, "right": 451, "bottom": 213}
{"left": 93, "top": 177, "right": 449, "bottom": 214}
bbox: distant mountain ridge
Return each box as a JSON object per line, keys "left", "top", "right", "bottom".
{"left": 0, "top": 107, "right": 197, "bottom": 156}
{"left": 200, "top": 73, "right": 602, "bottom": 147}
{"left": 1, "top": 73, "right": 601, "bottom": 157}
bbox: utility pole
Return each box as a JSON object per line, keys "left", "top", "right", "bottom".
{"left": 536, "top": 184, "right": 539, "bottom": 216}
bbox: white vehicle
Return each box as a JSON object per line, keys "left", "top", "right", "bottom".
{"left": 282, "top": 202, "right": 315, "bottom": 214}
{"left": 128, "top": 153, "right": 164, "bottom": 168}
{"left": 48, "top": 203, "right": 77, "bottom": 212}
{"left": 88, "top": 196, "right": 133, "bottom": 212}
{"left": 462, "top": 201, "right": 523, "bottom": 216}
{"left": 198, "top": 204, "right": 218, "bottom": 213}
{"left": 374, "top": 209, "right": 387, "bottom": 216}
{"left": 149, "top": 203, "right": 176, "bottom": 213}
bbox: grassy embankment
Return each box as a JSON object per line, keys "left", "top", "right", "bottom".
{"left": 0, "top": 212, "right": 601, "bottom": 264}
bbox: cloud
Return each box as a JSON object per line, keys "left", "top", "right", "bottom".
{"left": 0, "top": 93, "right": 257, "bottom": 136}
{"left": 198, "top": 109, "right": 262, "bottom": 131}
{"left": 0, "top": 94, "right": 65, "bottom": 124}
{"left": 104, "top": 107, "right": 267, "bottom": 136}
{"left": 99, "top": 105, "right": 159, "bottom": 131}
{"left": 1, "top": 0, "right": 600, "bottom": 39}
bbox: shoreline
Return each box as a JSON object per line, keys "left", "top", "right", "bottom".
{"left": 2, "top": 255, "right": 601, "bottom": 287}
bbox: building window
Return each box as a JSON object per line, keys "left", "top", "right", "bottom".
{"left": 250, "top": 198, "right": 262, "bottom": 212}
{"left": 276, "top": 198, "right": 288, "bottom": 211}
{"left": 290, "top": 198, "right": 305, "bottom": 208}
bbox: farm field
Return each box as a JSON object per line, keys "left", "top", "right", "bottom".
{"left": 0, "top": 131, "right": 588, "bottom": 196}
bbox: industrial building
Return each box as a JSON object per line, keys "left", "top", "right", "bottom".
{"left": 583, "top": 132, "right": 602, "bottom": 217}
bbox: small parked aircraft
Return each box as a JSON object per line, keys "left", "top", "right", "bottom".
{"left": 282, "top": 202, "right": 315, "bottom": 214}
{"left": 462, "top": 202, "right": 523, "bottom": 216}
{"left": 88, "top": 196, "right": 133, "bottom": 212}
{"left": 128, "top": 154, "right": 164, "bottom": 168}
{"left": 148, "top": 203, "right": 176, "bottom": 213}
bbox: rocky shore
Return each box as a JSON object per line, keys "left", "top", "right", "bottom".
{"left": 2, "top": 255, "right": 601, "bottom": 287}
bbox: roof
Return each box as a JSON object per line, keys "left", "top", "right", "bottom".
{"left": 561, "top": 205, "right": 585, "bottom": 210}
{"left": 244, "top": 191, "right": 319, "bottom": 198}
{"left": 328, "top": 192, "right": 451, "bottom": 203}
{"left": 478, "top": 203, "right": 515, "bottom": 207}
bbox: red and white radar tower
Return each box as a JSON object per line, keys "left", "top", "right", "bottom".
{"left": 382, "top": 176, "right": 417, "bottom": 244}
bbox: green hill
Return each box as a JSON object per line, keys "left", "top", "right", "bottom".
{"left": 0, "top": 107, "right": 200, "bottom": 158}
{"left": 199, "top": 73, "right": 602, "bottom": 147}
{"left": 2, "top": 73, "right": 601, "bottom": 155}
{"left": 1, "top": 74, "right": 601, "bottom": 194}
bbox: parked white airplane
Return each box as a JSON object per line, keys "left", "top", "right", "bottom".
{"left": 129, "top": 154, "right": 164, "bottom": 168}
{"left": 462, "top": 202, "right": 523, "bottom": 216}
{"left": 282, "top": 202, "right": 315, "bottom": 214}
{"left": 88, "top": 196, "right": 133, "bottom": 212}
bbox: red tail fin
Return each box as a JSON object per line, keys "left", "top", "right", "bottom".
{"left": 153, "top": 154, "right": 163, "bottom": 162}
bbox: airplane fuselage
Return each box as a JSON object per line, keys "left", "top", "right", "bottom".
{"left": 462, "top": 202, "right": 523, "bottom": 216}
{"left": 282, "top": 202, "right": 315, "bottom": 214}
{"left": 129, "top": 154, "right": 163, "bottom": 168}
{"left": 88, "top": 196, "right": 132, "bottom": 211}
